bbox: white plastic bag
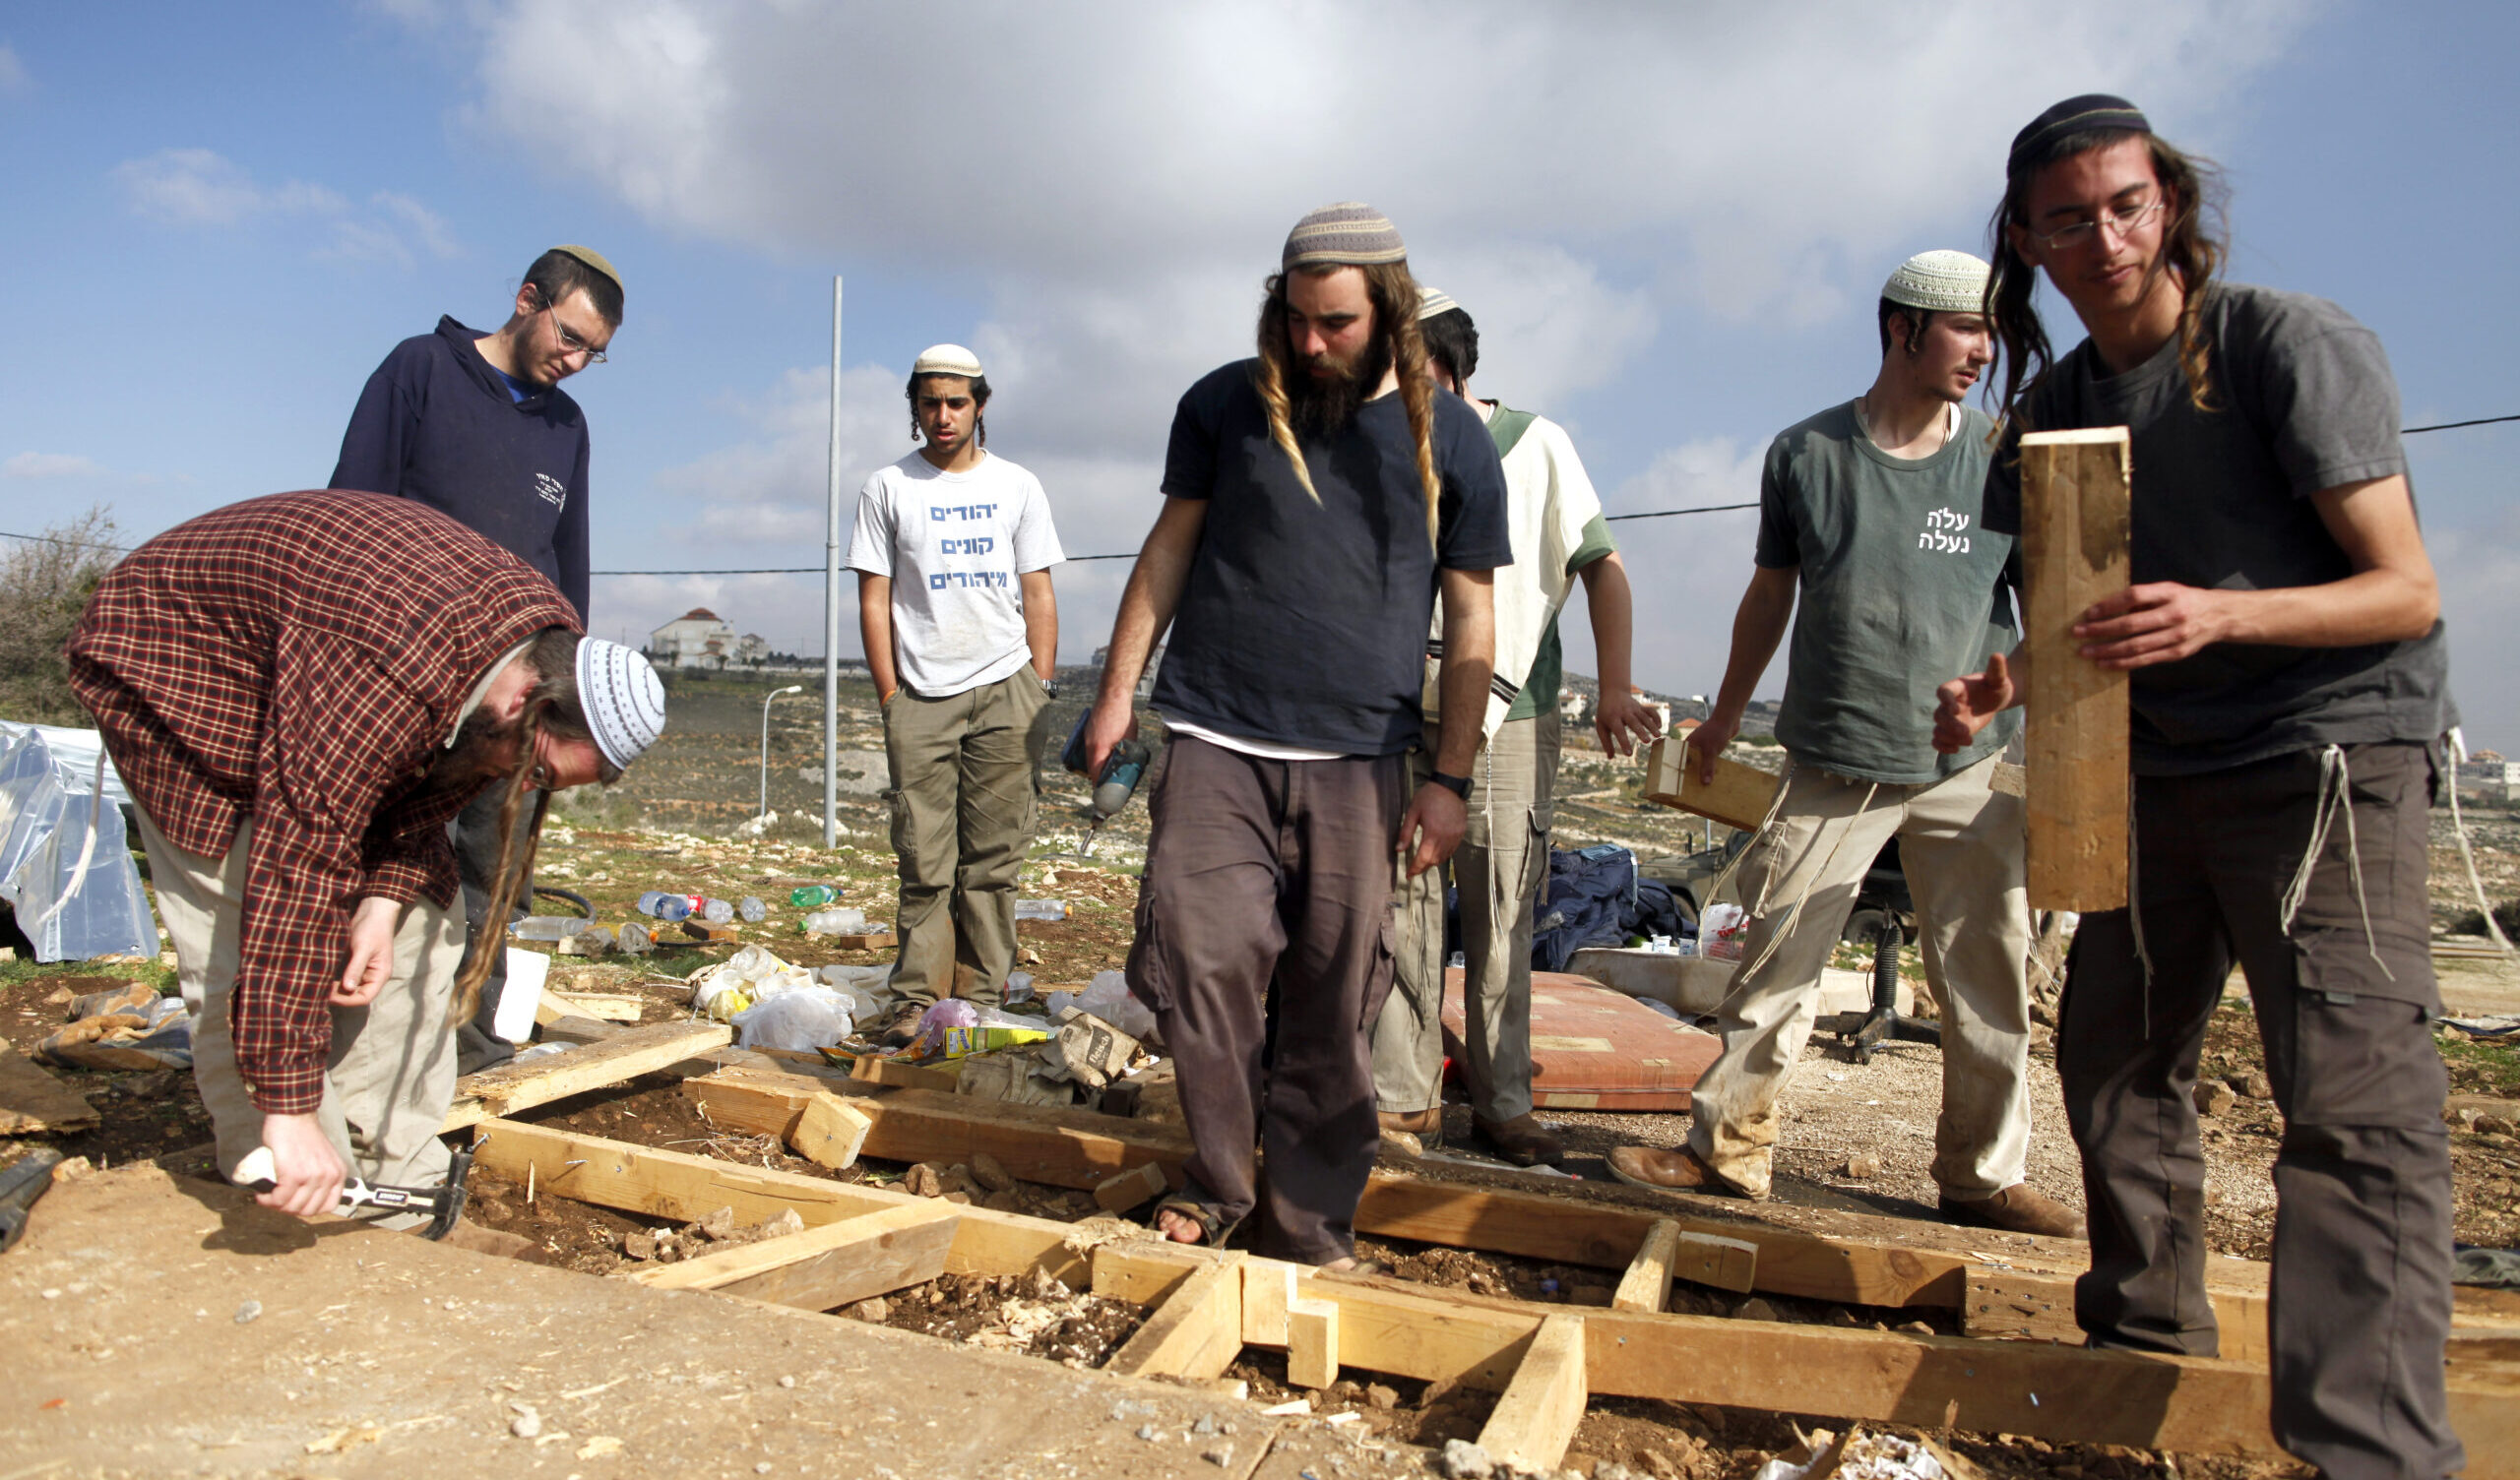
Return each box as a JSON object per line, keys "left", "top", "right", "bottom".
{"left": 1044, "top": 969, "right": 1160, "bottom": 1045}
{"left": 690, "top": 944, "right": 818, "bottom": 1021}
{"left": 729, "top": 987, "right": 855, "bottom": 1051}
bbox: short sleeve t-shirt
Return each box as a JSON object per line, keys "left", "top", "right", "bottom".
{"left": 848, "top": 450, "right": 1063, "bottom": 698}
{"left": 1508, "top": 513, "right": 1617, "bottom": 722}
{"left": 1153, "top": 360, "right": 1513, "bottom": 756}
{"left": 1982, "top": 282, "right": 2454, "bottom": 775}
{"left": 1757, "top": 401, "right": 2020, "bottom": 784}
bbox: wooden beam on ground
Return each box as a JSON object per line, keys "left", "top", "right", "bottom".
{"left": 848, "top": 1055, "right": 962, "bottom": 1092}
{"left": 1476, "top": 1314, "right": 1588, "bottom": 1474}
{"left": 1674, "top": 1230, "right": 1759, "bottom": 1295}
{"left": 0, "top": 1047, "right": 98, "bottom": 1135}
{"left": 1103, "top": 1253, "right": 1245, "bottom": 1383}
{"left": 1611, "top": 1220, "right": 1679, "bottom": 1313}
{"left": 787, "top": 1092, "right": 874, "bottom": 1170}
{"left": 2018, "top": 426, "right": 2132, "bottom": 912}
{"left": 685, "top": 1067, "right": 1186, "bottom": 1191}
{"left": 1287, "top": 1297, "right": 1342, "bottom": 1389}
{"left": 442, "top": 1021, "right": 733, "bottom": 1132}
{"left": 536, "top": 990, "right": 644, "bottom": 1025}
{"left": 1243, "top": 1259, "right": 1298, "bottom": 1345}
{"left": 1641, "top": 738, "right": 1778, "bottom": 832}
{"left": 465, "top": 1119, "right": 1089, "bottom": 1287}
{"left": 629, "top": 1200, "right": 960, "bottom": 1311}
{"left": 1092, "top": 1244, "right": 2520, "bottom": 1462}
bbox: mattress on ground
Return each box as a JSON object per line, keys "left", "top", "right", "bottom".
{"left": 1439, "top": 968, "right": 1719, "bottom": 1111}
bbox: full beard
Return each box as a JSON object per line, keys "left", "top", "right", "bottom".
{"left": 1288, "top": 335, "right": 1393, "bottom": 439}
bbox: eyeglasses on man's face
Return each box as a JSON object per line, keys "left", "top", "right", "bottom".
{"left": 535, "top": 290, "right": 610, "bottom": 365}
{"left": 2031, "top": 195, "right": 2168, "bottom": 253}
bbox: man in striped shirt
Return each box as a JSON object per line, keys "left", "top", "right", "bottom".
{"left": 67, "top": 491, "right": 664, "bottom": 1229}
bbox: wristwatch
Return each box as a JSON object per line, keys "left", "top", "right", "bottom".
{"left": 1038, "top": 677, "right": 1061, "bottom": 700}
{"left": 1430, "top": 771, "right": 1472, "bottom": 798}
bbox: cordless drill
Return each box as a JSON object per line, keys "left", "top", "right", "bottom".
{"left": 1061, "top": 710, "right": 1151, "bottom": 856}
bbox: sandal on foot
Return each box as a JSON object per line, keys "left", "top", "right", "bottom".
{"left": 1149, "top": 1180, "right": 1243, "bottom": 1249}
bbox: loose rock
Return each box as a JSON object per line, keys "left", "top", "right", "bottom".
{"left": 2230, "top": 1070, "right": 2273, "bottom": 1100}
{"left": 1842, "top": 1152, "right": 1881, "bottom": 1180}
{"left": 1732, "top": 1297, "right": 1779, "bottom": 1323}
{"left": 1438, "top": 1438, "right": 1496, "bottom": 1479}
{"left": 2477, "top": 1113, "right": 2517, "bottom": 1138}
{"left": 233, "top": 1300, "right": 262, "bottom": 1325}
{"left": 906, "top": 1163, "right": 946, "bottom": 1199}
{"left": 2193, "top": 1080, "right": 2236, "bottom": 1116}
{"left": 695, "top": 1205, "right": 736, "bottom": 1241}
{"left": 1201, "top": 1445, "right": 1234, "bottom": 1467}
{"left": 622, "top": 1231, "right": 658, "bottom": 1261}
{"left": 847, "top": 1297, "right": 889, "bottom": 1323}
{"left": 969, "top": 1152, "right": 1014, "bottom": 1193}
{"left": 1365, "top": 1383, "right": 1399, "bottom": 1410}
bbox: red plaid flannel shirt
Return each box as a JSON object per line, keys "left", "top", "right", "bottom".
{"left": 66, "top": 492, "right": 582, "bottom": 1114}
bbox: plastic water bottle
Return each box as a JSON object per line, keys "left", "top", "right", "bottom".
{"left": 789, "top": 885, "right": 841, "bottom": 907}
{"left": 1013, "top": 899, "right": 1067, "bottom": 922}
{"left": 801, "top": 907, "right": 866, "bottom": 936}
{"left": 738, "top": 896, "right": 766, "bottom": 923}
{"left": 636, "top": 891, "right": 694, "bottom": 922}
{"left": 703, "top": 897, "right": 734, "bottom": 924}
{"left": 509, "top": 915, "right": 589, "bottom": 941}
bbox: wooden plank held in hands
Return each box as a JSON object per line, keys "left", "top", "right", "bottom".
{"left": 2019, "top": 427, "right": 2132, "bottom": 911}
{"left": 1641, "top": 737, "right": 1779, "bottom": 832}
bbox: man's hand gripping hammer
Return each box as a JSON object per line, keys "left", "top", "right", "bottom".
{"left": 233, "top": 1141, "right": 477, "bottom": 1241}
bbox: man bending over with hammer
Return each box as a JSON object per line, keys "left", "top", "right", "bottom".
{"left": 1082, "top": 204, "right": 1509, "bottom": 1267}
{"left": 67, "top": 491, "right": 665, "bottom": 1243}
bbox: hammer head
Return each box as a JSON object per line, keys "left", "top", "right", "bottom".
{"left": 419, "top": 1147, "right": 474, "bottom": 1241}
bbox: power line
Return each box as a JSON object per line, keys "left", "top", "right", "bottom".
{"left": 6, "top": 409, "right": 2511, "bottom": 576}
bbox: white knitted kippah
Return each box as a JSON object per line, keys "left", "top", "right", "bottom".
{"left": 1881, "top": 250, "right": 1992, "bottom": 314}
{"left": 576, "top": 639, "right": 666, "bottom": 772}
{"left": 911, "top": 343, "right": 984, "bottom": 379}
{"left": 1416, "top": 285, "right": 1460, "bottom": 321}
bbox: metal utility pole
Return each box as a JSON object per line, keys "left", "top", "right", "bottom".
{"left": 822, "top": 276, "right": 845, "bottom": 848}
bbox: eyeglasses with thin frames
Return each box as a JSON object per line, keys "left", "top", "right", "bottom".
{"left": 535, "top": 289, "right": 609, "bottom": 365}
{"left": 2030, "top": 196, "right": 2167, "bottom": 253}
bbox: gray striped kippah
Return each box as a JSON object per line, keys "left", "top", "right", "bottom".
{"left": 1881, "top": 251, "right": 1991, "bottom": 314}
{"left": 576, "top": 638, "right": 666, "bottom": 771}
{"left": 1283, "top": 202, "right": 1407, "bottom": 271}
{"left": 2009, "top": 94, "right": 2151, "bottom": 168}
{"left": 1416, "top": 285, "right": 1460, "bottom": 320}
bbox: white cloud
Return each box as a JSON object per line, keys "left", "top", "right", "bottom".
{"left": 0, "top": 45, "right": 28, "bottom": 94}
{"left": 2432, "top": 507, "right": 2520, "bottom": 755}
{"left": 3, "top": 452, "right": 103, "bottom": 480}
{"left": 111, "top": 150, "right": 460, "bottom": 266}
{"left": 1558, "top": 439, "right": 1769, "bottom": 703}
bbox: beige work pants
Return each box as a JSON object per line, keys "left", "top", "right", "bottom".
{"left": 1374, "top": 709, "right": 1559, "bottom": 1123}
{"left": 1687, "top": 751, "right": 2033, "bottom": 1199}
{"left": 883, "top": 665, "right": 1047, "bottom": 1007}
{"left": 134, "top": 807, "right": 465, "bottom": 1214}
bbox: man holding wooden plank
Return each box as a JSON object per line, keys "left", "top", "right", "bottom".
{"left": 1607, "top": 250, "right": 2077, "bottom": 1239}
{"left": 1935, "top": 95, "right": 2460, "bottom": 1478}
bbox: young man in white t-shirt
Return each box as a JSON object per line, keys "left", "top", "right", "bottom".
{"left": 850, "top": 344, "right": 1063, "bottom": 1026}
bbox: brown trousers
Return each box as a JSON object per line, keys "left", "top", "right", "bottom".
{"left": 1125, "top": 736, "right": 1409, "bottom": 1264}
{"left": 2060, "top": 741, "right": 2459, "bottom": 1480}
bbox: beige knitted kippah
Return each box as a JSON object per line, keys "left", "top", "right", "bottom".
{"left": 1416, "top": 285, "right": 1460, "bottom": 320}
{"left": 1881, "top": 250, "right": 1991, "bottom": 314}
{"left": 1283, "top": 202, "right": 1407, "bottom": 271}
{"left": 551, "top": 244, "right": 622, "bottom": 292}
{"left": 912, "top": 343, "right": 984, "bottom": 379}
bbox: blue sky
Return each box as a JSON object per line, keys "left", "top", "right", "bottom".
{"left": 4, "top": 3, "right": 2514, "bottom": 747}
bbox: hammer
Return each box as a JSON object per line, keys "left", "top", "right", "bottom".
{"left": 233, "top": 1142, "right": 476, "bottom": 1241}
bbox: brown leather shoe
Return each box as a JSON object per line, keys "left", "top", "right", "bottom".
{"left": 1377, "top": 1108, "right": 1444, "bottom": 1150}
{"left": 1939, "top": 1183, "right": 2086, "bottom": 1239}
{"left": 1475, "top": 1114, "right": 1565, "bottom": 1167}
{"left": 1605, "top": 1143, "right": 1750, "bottom": 1197}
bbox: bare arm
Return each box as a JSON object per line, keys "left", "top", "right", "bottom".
{"left": 1686, "top": 564, "right": 1797, "bottom": 782}
{"left": 2072, "top": 475, "right": 2438, "bottom": 666}
{"left": 856, "top": 573, "right": 899, "bottom": 704}
{"left": 1084, "top": 495, "right": 1208, "bottom": 772}
{"left": 1399, "top": 566, "right": 1494, "bottom": 879}
{"left": 1577, "top": 551, "right": 1661, "bottom": 757}
{"left": 1019, "top": 569, "right": 1058, "bottom": 681}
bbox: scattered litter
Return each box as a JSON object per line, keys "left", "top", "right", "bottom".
{"left": 1260, "top": 1398, "right": 1311, "bottom": 1417}
{"left": 1013, "top": 899, "right": 1068, "bottom": 921}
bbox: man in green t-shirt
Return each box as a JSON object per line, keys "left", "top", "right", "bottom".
{"left": 1606, "top": 251, "right": 2080, "bottom": 1240}
{"left": 1371, "top": 287, "right": 1663, "bottom": 1167}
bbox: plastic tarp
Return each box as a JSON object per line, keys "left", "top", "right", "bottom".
{"left": 0, "top": 725, "right": 158, "bottom": 961}
{"left": 0, "top": 721, "right": 133, "bottom": 808}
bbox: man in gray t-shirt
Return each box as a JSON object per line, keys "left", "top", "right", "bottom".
{"left": 1607, "top": 251, "right": 2080, "bottom": 1241}
{"left": 1937, "top": 95, "right": 2461, "bottom": 1478}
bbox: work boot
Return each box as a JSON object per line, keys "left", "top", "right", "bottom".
{"left": 1377, "top": 1107, "right": 1444, "bottom": 1152}
{"left": 877, "top": 999, "right": 933, "bottom": 1049}
{"left": 1605, "top": 1143, "right": 1753, "bottom": 1198}
{"left": 1475, "top": 1114, "right": 1564, "bottom": 1167}
{"left": 1939, "top": 1183, "right": 2086, "bottom": 1239}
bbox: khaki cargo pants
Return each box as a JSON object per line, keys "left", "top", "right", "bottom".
{"left": 883, "top": 665, "right": 1048, "bottom": 1007}
{"left": 132, "top": 806, "right": 465, "bottom": 1221}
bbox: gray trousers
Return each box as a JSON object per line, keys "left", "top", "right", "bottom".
{"left": 132, "top": 806, "right": 464, "bottom": 1220}
{"left": 1125, "top": 737, "right": 1408, "bottom": 1264}
{"left": 883, "top": 666, "right": 1047, "bottom": 1008}
{"left": 1373, "top": 709, "right": 1558, "bottom": 1123}
{"left": 2060, "top": 741, "right": 2460, "bottom": 1480}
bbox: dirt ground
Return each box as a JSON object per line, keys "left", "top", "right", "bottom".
{"left": 4, "top": 676, "right": 2518, "bottom": 1478}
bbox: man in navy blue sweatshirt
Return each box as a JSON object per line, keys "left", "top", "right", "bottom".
{"left": 329, "top": 245, "right": 623, "bottom": 1070}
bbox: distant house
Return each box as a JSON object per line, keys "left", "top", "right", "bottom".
{"left": 649, "top": 608, "right": 737, "bottom": 669}
{"left": 735, "top": 634, "right": 770, "bottom": 667}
